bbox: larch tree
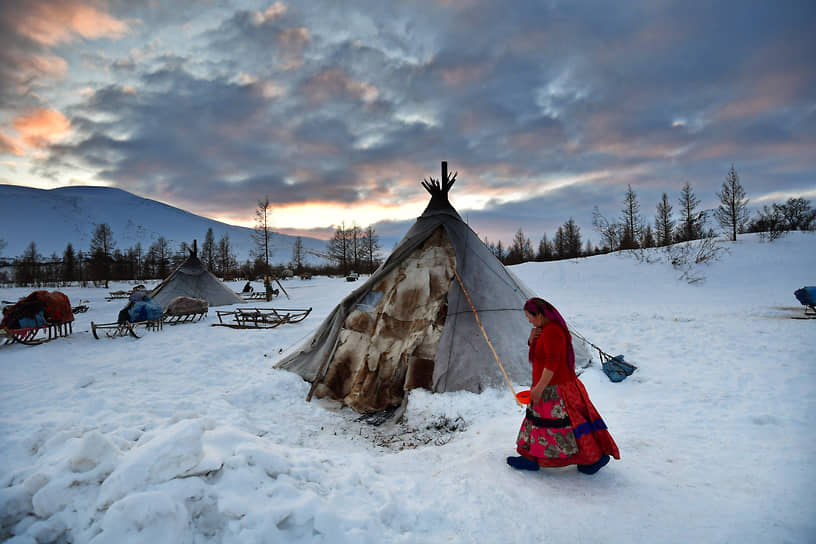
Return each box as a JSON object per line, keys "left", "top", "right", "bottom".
{"left": 202, "top": 228, "right": 216, "bottom": 271}
{"left": 360, "top": 226, "right": 382, "bottom": 274}
{"left": 62, "top": 243, "right": 76, "bottom": 283}
{"left": 327, "top": 221, "right": 351, "bottom": 274}
{"left": 677, "top": 182, "right": 706, "bottom": 242}
{"left": 655, "top": 192, "right": 675, "bottom": 247}
{"left": 252, "top": 197, "right": 274, "bottom": 276}
{"left": 90, "top": 223, "right": 116, "bottom": 288}
{"left": 620, "top": 184, "right": 642, "bottom": 250}
{"left": 562, "top": 217, "right": 582, "bottom": 258}
{"left": 291, "top": 236, "right": 305, "bottom": 274}
{"left": 216, "top": 233, "right": 237, "bottom": 278}
{"left": 714, "top": 164, "right": 749, "bottom": 241}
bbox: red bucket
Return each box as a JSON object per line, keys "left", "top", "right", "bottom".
{"left": 515, "top": 389, "right": 530, "bottom": 404}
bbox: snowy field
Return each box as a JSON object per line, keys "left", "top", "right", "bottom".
{"left": 1, "top": 232, "right": 814, "bottom": 543}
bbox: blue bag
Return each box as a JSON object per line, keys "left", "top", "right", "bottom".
{"left": 602, "top": 354, "right": 637, "bottom": 383}
{"left": 794, "top": 286, "right": 816, "bottom": 307}
{"left": 128, "top": 296, "right": 163, "bottom": 322}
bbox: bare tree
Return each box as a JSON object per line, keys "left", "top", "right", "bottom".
{"left": 360, "top": 226, "right": 382, "bottom": 273}
{"left": 17, "top": 242, "right": 41, "bottom": 286}
{"left": 714, "top": 164, "right": 750, "bottom": 241}
{"left": 291, "top": 236, "right": 305, "bottom": 273}
{"left": 252, "top": 197, "right": 274, "bottom": 275}
{"left": 90, "top": 223, "right": 116, "bottom": 287}
{"left": 655, "top": 193, "right": 674, "bottom": 247}
{"left": 149, "top": 236, "right": 171, "bottom": 279}
{"left": 537, "top": 234, "right": 553, "bottom": 261}
{"left": 592, "top": 206, "right": 620, "bottom": 251}
{"left": 641, "top": 224, "right": 656, "bottom": 248}
{"left": 62, "top": 243, "right": 77, "bottom": 283}
{"left": 620, "top": 185, "right": 642, "bottom": 250}
{"left": 506, "top": 228, "right": 532, "bottom": 265}
{"left": 779, "top": 198, "right": 816, "bottom": 231}
{"left": 677, "top": 182, "right": 706, "bottom": 242}
{"left": 202, "top": 228, "right": 216, "bottom": 271}
{"left": 327, "top": 221, "right": 351, "bottom": 274}
{"left": 348, "top": 223, "right": 362, "bottom": 272}
{"left": 216, "top": 233, "right": 237, "bottom": 278}
{"left": 562, "top": 218, "right": 582, "bottom": 258}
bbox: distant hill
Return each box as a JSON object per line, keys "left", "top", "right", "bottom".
{"left": 0, "top": 184, "right": 327, "bottom": 265}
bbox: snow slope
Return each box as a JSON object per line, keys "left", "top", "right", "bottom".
{"left": 1, "top": 232, "right": 814, "bottom": 543}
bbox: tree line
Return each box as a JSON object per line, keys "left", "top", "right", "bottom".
{"left": 483, "top": 165, "right": 815, "bottom": 265}
{"left": 0, "top": 197, "right": 386, "bottom": 287}
{"left": 0, "top": 225, "right": 244, "bottom": 288}
{"left": 2, "top": 167, "right": 813, "bottom": 285}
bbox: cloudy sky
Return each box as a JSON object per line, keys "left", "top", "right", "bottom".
{"left": 1, "top": 0, "right": 814, "bottom": 246}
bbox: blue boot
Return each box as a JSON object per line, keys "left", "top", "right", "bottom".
{"left": 577, "top": 454, "right": 610, "bottom": 474}
{"left": 507, "top": 456, "right": 540, "bottom": 471}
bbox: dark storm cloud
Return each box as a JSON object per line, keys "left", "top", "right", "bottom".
{"left": 4, "top": 0, "right": 814, "bottom": 243}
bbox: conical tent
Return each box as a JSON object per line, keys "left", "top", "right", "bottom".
{"left": 149, "top": 252, "right": 243, "bottom": 310}
{"left": 276, "top": 163, "right": 592, "bottom": 413}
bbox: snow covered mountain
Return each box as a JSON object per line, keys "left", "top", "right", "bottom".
{"left": 0, "top": 185, "right": 327, "bottom": 265}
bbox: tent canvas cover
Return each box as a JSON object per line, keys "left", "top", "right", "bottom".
{"left": 149, "top": 251, "right": 243, "bottom": 310}
{"left": 277, "top": 163, "right": 592, "bottom": 413}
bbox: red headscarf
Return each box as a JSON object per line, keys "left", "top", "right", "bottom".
{"left": 524, "top": 297, "right": 575, "bottom": 372}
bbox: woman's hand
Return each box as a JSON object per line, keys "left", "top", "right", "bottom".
{"left": 528, "top": 326, "right": 542, "bottom": 346}
{"left": 530, "top": 383, "right": 545, "bottom": 405}
{"left": 530, "top": 368, "right": 554, "bottom": 405}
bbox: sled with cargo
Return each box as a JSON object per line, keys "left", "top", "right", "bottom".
{"left": 1, "top": 291, "right": 74, "bottom": 346}
{"left": 91, "top": 292, "right": 165, "bottom": 339}
{"left": 161, "top": 296, "right": 209, "bottom": 324}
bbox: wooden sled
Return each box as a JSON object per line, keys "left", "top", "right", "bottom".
{"left": 241, "top": 290, "right": 278, "bottom": 301}
{"left": 163, "top": 310, "right": 207, "bottom": 324}
{"left": 105, "top": 290, "right": 131, "bottom": 301}
{"left": 213, "top": 307, "right": 311, "bottom": 329}
{"left": 91, "top": 318, "right": 163, "bottom": 339}
{"left": 2, "top": 321, "right": 74, "bottom": 346}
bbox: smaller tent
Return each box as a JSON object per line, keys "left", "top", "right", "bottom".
{"left": 149, "top": 251, "right": 242, "bottom": 310}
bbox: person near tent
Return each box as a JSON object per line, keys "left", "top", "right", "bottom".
{"left": 242, "top": 281, "right": 253, "bottom": 293}
{"left": 507, "top": 297, "right": 620, "bottom": 474}
{"left": 264, "top": 276, "right": 273, "bottom": 301}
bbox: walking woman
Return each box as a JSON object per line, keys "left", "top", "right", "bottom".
{"left": 507, "top": 298, "right": 620, "bottom": 474}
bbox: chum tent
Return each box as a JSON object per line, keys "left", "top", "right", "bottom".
{"left": 276, "top": 162, "right": 592, "bottom": 413}
{"left": 149, "top": 251, "right": 243, "bottom": 310}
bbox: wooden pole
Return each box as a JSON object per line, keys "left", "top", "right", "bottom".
{"left": 450, "top": 262, "right": 524, "bottom": 406}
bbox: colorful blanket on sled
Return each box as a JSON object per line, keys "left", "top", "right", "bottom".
{"left": 1, "top": 291, "right": 73, "bottom": 330}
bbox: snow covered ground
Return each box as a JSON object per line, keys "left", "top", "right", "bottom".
{"left": 1, "top": 232, "right": 814, "bottom": 543}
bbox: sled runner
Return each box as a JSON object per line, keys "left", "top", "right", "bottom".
{"left": 91, "top": 318, "right": 163, "bottom": 339}
{"left": 162, "top": 296, "right": 208, "bottom": 324}
{"left": 213, "top": 307, "right": 311, "bottom": 329}
{"left": 2, "top": 321, "right": 74, "bottom": 345}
